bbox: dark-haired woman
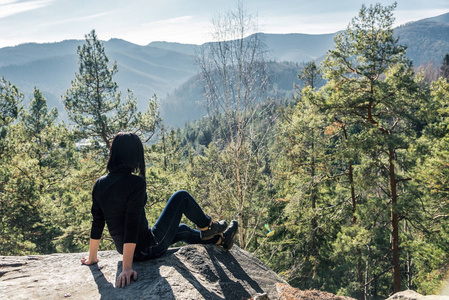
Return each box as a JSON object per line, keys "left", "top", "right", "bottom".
{"left": 81, "top": 132, "right": 238, "bottom": 288}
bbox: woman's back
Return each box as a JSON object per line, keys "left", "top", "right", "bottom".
{"left": 91, "top": 170, "right": 152, "bottom": 255}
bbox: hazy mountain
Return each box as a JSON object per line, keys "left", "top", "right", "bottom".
{"left": 155, "top": 13, "right": 449, "bottom": 126}
{"left": 148, "top": 12, "right": 449, "bottom": 67}
{"left": 0, "top": 12, "right": 448, "bottom": 126}
{"left": 394, "top": 12, "right": 449, "bottom": 66}
{"left": 262, "top": 33, "right": 336, "bottom": 62}
{"left": 422, "top": 11, "right": 449, "bottom": 24}
{"left": 147, "top": 41, "right": 198, "bottom": 56}
{"left": 0, "top": 38, "right": 199, "bottom": 120}
{"left": 161, "top": 61, "right": 302, "bottom": 127}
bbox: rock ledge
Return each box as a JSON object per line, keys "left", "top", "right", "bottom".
{"left": 387, "top": 290, "right": 449, "bottom": 300}
{"left": 1, "top": 245, "right": 286, "bottom": 300}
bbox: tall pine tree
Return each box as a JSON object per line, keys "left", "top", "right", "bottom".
{"left": 440, "top": 53, "right": 449, "bottom": 79}
{"left": 322, "top": 3, "right": 427, "bottom": 293}
{"left": 63, "top": 30, "right": 160, "bottom": 148}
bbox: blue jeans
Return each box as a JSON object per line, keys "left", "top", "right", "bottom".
{"left": 135, "top": 190, "right": 219, "bottom": 260}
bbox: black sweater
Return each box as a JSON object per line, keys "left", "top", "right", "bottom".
{"left": 90, "top": 170, "right": 154, "bottom": 254}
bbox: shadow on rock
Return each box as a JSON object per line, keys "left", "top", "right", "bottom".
{"left": 205, "top": 246, "right": 265, "bottom": 299}
{"left": 88, "top": 264, "right": 115, "bottom": 299}
{"left": 171, "top": 253, "right": 246, "bottom": 300}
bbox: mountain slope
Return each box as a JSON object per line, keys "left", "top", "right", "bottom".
{"left": 0, "top": 12, "right": 448, "bottom": 126}
{"left": 395, "top": 12, "right": 449, "bottom": 66}
{"left": 147, "top": 41, "right": 198, "bottom": 56}
{"left": 0, "top": 39, "right": 198, "bottom": 119}
{"left": 262, "top": 32, "right": 336, "bottom": 62}
{"left": 160, "top": 61, "right": 302, "bottom": 128}
{"left": 423, "top": 11, "right": 449, "bottom": 24}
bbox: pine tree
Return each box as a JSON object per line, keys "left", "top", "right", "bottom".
{"left": 298, "top": 61, "right": 322, "bottom": 90}
{"left": 0, "top": 77, "right": 22, "bottom": 127}
{"left": 1, "top": 88, "right": 73, "bottom": 254}
{"left": 0, "top": 77, "right": 22, "bottom": 159}
{"left": 22, "top": 88, "right": 58, "bottom": 172}
{"left": 63, "top": 30, "right": 160, "bottom": 148}
{"left": 406, "top": 78, "right": 449, "bottom": 293}
{"left": 275, "top": 86, "right": 335, "bottom": 287}
{"left": 322, "top": 3, "right": 427, "bottom": 293}
{"left": 440, "top": 53, "right": 449, "bottom": 79}
{"left": 0, "top": 77, "right": 22, "bottom": 156}
{"left": 0, "top": 78, "right": 25, "bottom": 254}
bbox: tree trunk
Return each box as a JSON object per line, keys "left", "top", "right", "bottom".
{"left": 357, "top": 248, "right": 365, "bottom": 300}
{"left": 235, "top": 150, "right": 245, "bottom": 249}
{"left": 348, "top": 161, "right": 357, "bottom": 224}
{"left": 405, "top": 221, "right": 412, "bottom": 290}
{"left": 348, "top": 159, "right": 365, "bottom": 300}
{"left": 342, "top": 124, "right": 365, "bottom": 299}
{"left": 389, "top": 147, "right": 401, "bottom": 293}
{"left": 310, "top": 136, "right": 317, "bottom": 254}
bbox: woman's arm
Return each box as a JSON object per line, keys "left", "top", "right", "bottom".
{"left": 116, "top": 243, "right": 138, "bottom": 288}
{"left": 85, "top": 181, "right": 104, "bottom": 266}
{"left": 81, "top": 238, "right": 100, "bottom": 265}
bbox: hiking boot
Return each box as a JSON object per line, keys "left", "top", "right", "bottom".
{"left": 221, "top": 220, "right": 238, "bottom": 250}
{"left": 199, "top": 219, "right": 228, "bottom": 240}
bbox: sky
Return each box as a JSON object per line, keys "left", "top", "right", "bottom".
{"left": 0, "top": 0, "right": 448, "bottom": 48}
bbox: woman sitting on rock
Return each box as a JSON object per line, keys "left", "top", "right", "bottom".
{"left": 81, "top": 132, "right": 238, "bottom": 288}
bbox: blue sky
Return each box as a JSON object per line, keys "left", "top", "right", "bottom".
{"left": 0, "top": 0, "right": 448, "bottom": 48}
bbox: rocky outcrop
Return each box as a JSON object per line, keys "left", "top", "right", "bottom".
{"left": 0, "top": 244, "right": 287, "bottom": 300}
{"left": 6, "top": 244, "right": 427, "bottom": 300}
{"left": 275, "top": 283, "right": 356, "bottom": 300}
{"left": 387, "top": 290, "right": 449, "bottom": 300}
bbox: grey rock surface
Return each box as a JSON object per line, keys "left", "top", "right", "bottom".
{"left": 0, "top": 244, "right": 287, "bottom": 300}
{"left": 387, "top": 290, "right": 449, "bottom": 300}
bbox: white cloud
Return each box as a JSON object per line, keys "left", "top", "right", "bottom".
{"left": 0, "top": 0, "right": 19, "bottom": 5}
{"left": 117, "top": 15, "right": 210, "bottom": 46}
{"left": 0, "top": 0, "right": 54, "bottom": 19}
{"left": 41, "top": 11, "right": 113, "bottom": 26}
{"left": 0, "top": 0, "right": 448, "bottom": 48}
{"left": 143, "top": 16, "right": 194, "bottom": 26}
{"left": 261, "top": 11, "right": 354, "bottom": 35}
{"left": 394, "top": 9, "right": 449, "bottom": 26}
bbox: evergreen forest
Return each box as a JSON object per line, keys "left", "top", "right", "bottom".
{"left": 1, "top": 3, "right": 449, "bottom": 299}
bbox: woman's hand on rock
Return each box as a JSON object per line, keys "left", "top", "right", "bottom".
{"left": 116, "top": 268, "right": 137, "bottom": 288}
{"left": 81, "top": 256, "right": 98, "bottom": 265}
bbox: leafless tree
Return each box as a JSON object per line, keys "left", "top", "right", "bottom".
{"left": 197, "top": 2, "right": 273, "bottom": 249}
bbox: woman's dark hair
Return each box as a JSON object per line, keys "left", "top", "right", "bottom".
{"left": 107, "top": 132, "right": 145, "bottom": 179}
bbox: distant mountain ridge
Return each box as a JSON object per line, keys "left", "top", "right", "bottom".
{"left": 0, "top": 39, "right": 199, "bottom": 121}
{"left": 394, "top": 12, "right": 449, "bottom": 66}
{"left": 0, "top": 12, "right": 448, "bottom": 126}
{"left": 421, "top": 12, "right": 449, "bottom": 24}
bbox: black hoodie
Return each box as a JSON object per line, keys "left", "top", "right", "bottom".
{"left": 90, "top": 170, "right": 155, "bottom": 255}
